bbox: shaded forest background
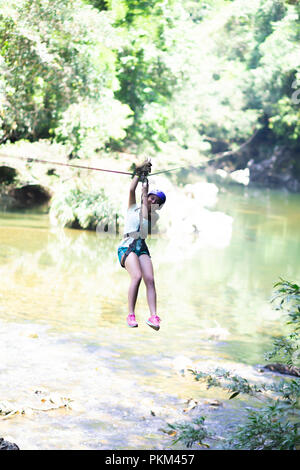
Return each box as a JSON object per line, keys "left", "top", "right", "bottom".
{"left": 0, "top": 0, "right": 300, "bottom": 200}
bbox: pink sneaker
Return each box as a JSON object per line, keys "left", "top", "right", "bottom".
{"left": 127, "top": 314, "right": 138, "bottom": 328}
{"left": 146, "top": 315, "right": 161, "bottom": 331}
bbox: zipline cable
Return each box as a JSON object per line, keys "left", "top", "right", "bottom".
{"left": 150, "top": 166, "right": 190, "bottom": 176}
{"left": 0, "top": 153, "right": 133, "bottom": 176}
{"left": 0, "top": 152, "right": 217, "bottom": 178}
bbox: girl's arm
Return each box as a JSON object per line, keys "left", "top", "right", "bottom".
{"left": 128, "top": 175, "right": 139, "bottom": 208}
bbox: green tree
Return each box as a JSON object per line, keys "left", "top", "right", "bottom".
{"left": 0, "top": 0, "right": 131, "bottom": 153}
{"left": 110, "top": 0, "right": 183, "bottom": 150}
{"left": 184, "top": 279, "right": 300, "bottom": 450}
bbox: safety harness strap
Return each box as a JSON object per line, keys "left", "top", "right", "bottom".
{"left": 121, "top": 239, "right": 138, "bottom": 268}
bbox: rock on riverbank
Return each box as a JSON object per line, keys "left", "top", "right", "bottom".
{"left": 0, "top": 438, "right": 19, "bottom": 450}
{"left": 206, "top": 127, "right": 300, "bottom": 192}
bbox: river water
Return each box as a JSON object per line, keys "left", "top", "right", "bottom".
{"left": 0, "top": 180, "right": 299, "bottom": 450}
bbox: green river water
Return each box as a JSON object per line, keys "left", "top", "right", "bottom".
{"left": 0, "top": 180, "right": 299, "bottom": 450}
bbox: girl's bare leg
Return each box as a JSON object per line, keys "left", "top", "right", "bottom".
{"left": 124, "top": 252, "right": 142, "bottom": 315}
{"left": 139, "top": 254, "right": 157, "bottom": 316}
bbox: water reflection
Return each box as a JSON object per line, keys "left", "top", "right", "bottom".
{"left": 0, "top": 184, "right": 299, "bottom": 353}
{"left": 0, "top": 183, "right": 300, "bottom": 449}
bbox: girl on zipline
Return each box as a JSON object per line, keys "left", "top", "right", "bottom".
{"left": 117, "top": 160, "right": 166, "bottom": 330}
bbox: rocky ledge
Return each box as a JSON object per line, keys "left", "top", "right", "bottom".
{"left": 207, "top": 129, "right": 300, "bottom": 192}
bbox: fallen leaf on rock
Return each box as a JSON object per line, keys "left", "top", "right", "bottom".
{"left": 0, "top": 392, "right": 74, "bottom": 420}
{"left": 203, "top": 399, "right": 222, "bottom": 407}
{"left": 158, "top": 428, "right": 177, "bottom": 436}
{"left": 183, "top": 399, "right": 198, "bottom": 412}
{"left": 0, "top": 402, "right": 26, "bottom": 420}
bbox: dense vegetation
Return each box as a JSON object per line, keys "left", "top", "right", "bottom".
{"left": 1, "top": 0, "right": 300, "bottom": 226}
{"left": 169, "top": 279, "right": 300, "bottom": 450}
{"left": 1, "top": 0, "right": 300, "bottom": 161}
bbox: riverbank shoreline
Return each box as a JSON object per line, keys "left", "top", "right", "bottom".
{"left": 0, "top": 317, "right": 289, "bottom": 451}
{"left": 1, "top": 136, "right": 300, "bottom": 214}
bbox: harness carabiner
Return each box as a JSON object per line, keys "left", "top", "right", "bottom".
{"left": 140, "top": 170, "right": 149, "bottom": 184}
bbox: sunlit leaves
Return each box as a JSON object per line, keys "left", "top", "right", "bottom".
{"left": 166, "top": 417, "right": 210, "bottom": 448}
{"left": 54, "top": 96, "right": 132, "bottom": 156}
{"left": 50, "top": 183, "right": 118, "bottom": 230}
{"left": 230, "top": 403, "right": 300, "bottom": 450}
{"left": 113, "top": 0, "right": 182, "bottom": 149}
{"left": 0, "top": 0, "right": 126, "bottom": 146}
{"left": 1, "top": 0, "right": 300, "bottom": 156}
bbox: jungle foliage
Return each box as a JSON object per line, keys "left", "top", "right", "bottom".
{"left": 49, "top": 183, "right": 118, "bottom": 230}
{"left": 170, "top": 279, "right": 300, "bottom": 450}
{"left": 0, "top": 0, "right": 300, "bottom": 160}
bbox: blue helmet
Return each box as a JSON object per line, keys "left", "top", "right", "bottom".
{"left": 148, "top": 189, "right": 166, "bottom": 207}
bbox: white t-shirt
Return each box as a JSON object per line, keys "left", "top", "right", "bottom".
{"left": 118, "top": 204, "right": 149, "bottom": 248}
